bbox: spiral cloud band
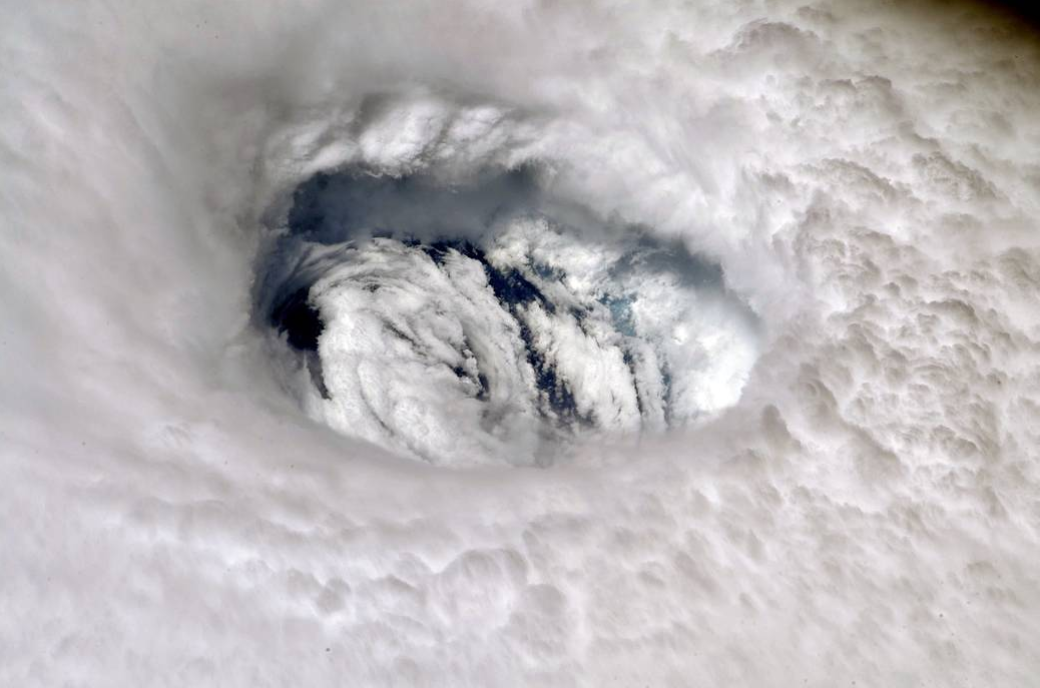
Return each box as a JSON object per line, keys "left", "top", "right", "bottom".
{"left": 3, "top": 0, "right": 1040, "bottom": 685}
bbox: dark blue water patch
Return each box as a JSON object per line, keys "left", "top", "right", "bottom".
{"left": 451, "top": 364, "right": 490, "bottom": 401}
{"left": 421, "top": 239, "right": 556, "bottom": 314}
{"left": 514, "top": 316, "right": 586, "bottom": 426}
{"left": 421, "top": 239, "right": 461, "bottom": 266}
{"left": 621, "top": 349, "right": 645, "bottom": 417}
{"left": 269, "top": 286, "right": 330, "bottom": 399}
{"left": 486, "top": 264, "right": 556, "bottom": 314}
{"left": 660, "top": 365, "right": 675, "bottom": 427}
{"left": 270, "top": 287, "right": 324, "bottom": 352}
{"left": 476, "top": 371, "right": 490, "bottom": 401}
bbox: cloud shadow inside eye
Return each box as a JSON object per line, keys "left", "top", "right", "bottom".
{"left": 286, "top": 166, "right": 544, "bottom": 245}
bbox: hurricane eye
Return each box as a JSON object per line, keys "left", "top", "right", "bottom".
{"left": 257, "top": 166, "right": 761, "bottom": 467}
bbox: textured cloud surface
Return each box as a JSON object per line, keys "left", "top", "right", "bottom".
{"left": 2, "top": 0, "right": 1040, "bottom": 685}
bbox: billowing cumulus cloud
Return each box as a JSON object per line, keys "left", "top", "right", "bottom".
{"left": 2, "top": 0, "right": 1040, "bottom": 685}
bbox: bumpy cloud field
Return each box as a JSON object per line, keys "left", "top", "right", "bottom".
{"left": 2, "top": 0, "right": 1039, "bottom": 685}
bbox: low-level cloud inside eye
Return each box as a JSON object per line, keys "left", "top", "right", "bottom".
{"left": 260, "top": 169, "right": 760, "bottom": 466}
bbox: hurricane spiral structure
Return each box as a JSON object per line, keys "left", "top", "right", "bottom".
{"left": 2, "top": 1, "right": 1040, "bottom": 685}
